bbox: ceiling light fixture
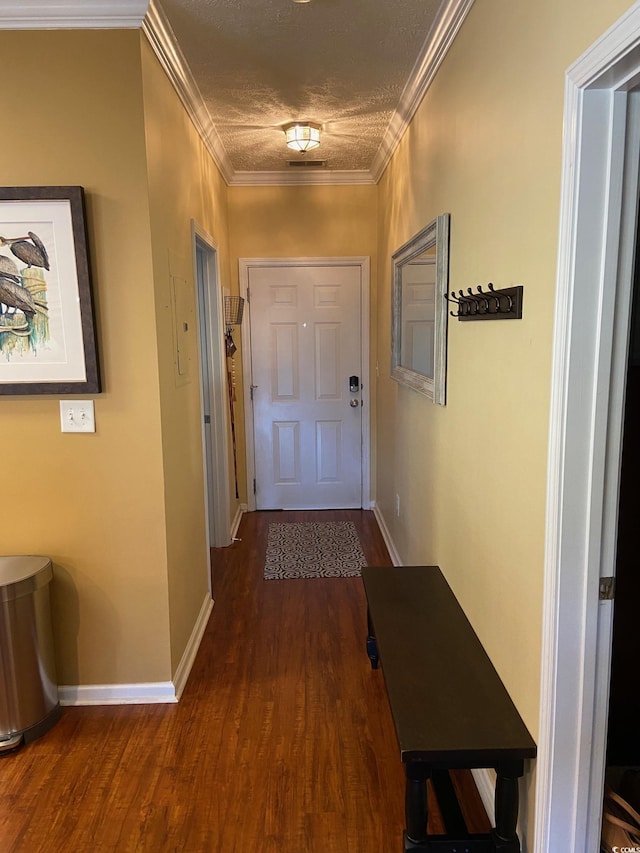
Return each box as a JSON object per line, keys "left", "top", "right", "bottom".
{"left": 291, "top": 0, "right": 312, "bottom": 4}
{"left": 284, "top": 122, "right": 321, "bottom": 153}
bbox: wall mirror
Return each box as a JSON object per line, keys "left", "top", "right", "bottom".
{"left": 391, "top": 213, "right": 450, "bottom": 404}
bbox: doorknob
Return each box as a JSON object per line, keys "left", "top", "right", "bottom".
{"left": 350, "top": 399, "right": 360, "bottom": 407}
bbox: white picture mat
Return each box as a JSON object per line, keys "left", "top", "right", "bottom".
{"left": 0, "top": 199, "right": 86, "bottom": 382}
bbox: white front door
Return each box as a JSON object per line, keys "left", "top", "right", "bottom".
{"left": 248, "top": 263, "right": 363, "bottom": 509}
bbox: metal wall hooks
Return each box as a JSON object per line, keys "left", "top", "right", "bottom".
{"left": 445, "top": 283, "right": 523, "bottom": 321}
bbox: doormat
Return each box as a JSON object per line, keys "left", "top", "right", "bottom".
{"left": 264, "top": 521, "right": 367, "bottom": 580}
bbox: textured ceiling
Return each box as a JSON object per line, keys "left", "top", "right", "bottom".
{"left": 158, "top": 0, "right": 443, "bottom": 174}
{"left": 0, "top": 0, "right": 470, "bottom": 182}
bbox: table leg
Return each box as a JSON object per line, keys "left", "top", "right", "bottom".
{"left": 404, "top": 762, "right": 430, "bottom": 845}
{"left": 366, "top": 608, "right": 379, "bottom": 669}
{"left": 493, "top": 760, "right": 524, "bottom": 852}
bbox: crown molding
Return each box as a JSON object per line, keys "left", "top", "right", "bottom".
{"left": 142, "top": 0, "right": 235, "bottom": 184}
{"left": 143, "top": 0, "right": 473, "bottom": 186}
{"left": 228, "top": 170, "right": 376, "bottom": 187}
{"left": 370, "top": 0, "right": 476, "bottom": 182}
{"left": 0, "top": 0, "right": 149, "bottom": 29}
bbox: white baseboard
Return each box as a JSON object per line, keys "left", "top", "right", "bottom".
{"left": 231, "top": 503, "right": 246, "bottom": 540}
{"left": 59, "top": 681, "right": 178, "bottom": 706}
{"left": 172, "top": 592, "right": 214, "bottom": 699}
{"left": 372, "top": 503, "right": 402, "bottom": 566}
{"left": 472, "top": 767, "right": 496, "bottom": 825}
{"left": 60, "top": 593, "right": 214, "bottom": 706}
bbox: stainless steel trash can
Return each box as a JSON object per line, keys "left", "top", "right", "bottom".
{"left": 0, "top": 556, "right": 60, "bottom": 753}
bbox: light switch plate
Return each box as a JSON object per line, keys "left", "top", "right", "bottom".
{"left": 60, "top": 400, "right": 95, "bottom": 433}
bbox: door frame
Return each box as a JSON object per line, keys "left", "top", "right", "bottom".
{"left": 536, "top": 5, "right": 640, "bottom": 850}
{"left": 192, "top": 222, "right": 232, "bottom": 551}
{"left": 239, "top": 256, "right": 371, "bottom": 513}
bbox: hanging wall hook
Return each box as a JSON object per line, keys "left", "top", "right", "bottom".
{"left": 445, "top": 283, "right": 523, "bottom": 321}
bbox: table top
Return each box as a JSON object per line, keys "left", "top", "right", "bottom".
{"left": 362, "top": 565, "right": 537, "bottom": 766}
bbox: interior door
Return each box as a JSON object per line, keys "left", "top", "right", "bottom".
{"left": 248, "top": 263, "right": 362, "bottom": 509}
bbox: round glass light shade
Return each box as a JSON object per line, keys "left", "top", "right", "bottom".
{"left": 284, "top": 122, "right": 321, "bottom": 152}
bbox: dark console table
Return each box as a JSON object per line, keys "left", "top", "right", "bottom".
{"left": 362, "top": 565, "right": 536, "bottom": 852}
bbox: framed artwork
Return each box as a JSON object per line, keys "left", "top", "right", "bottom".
{"left": 391, "top": 213, "right": 450, "bottom": 404}
{"left": 0, "top": 186, "right": 100, "bottom": 395}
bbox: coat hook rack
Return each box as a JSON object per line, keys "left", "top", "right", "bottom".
{"left": 445, "top": 283, "right": 523, "bottom": 321}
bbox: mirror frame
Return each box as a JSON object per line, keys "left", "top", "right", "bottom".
{"left": 390, "top": 213, "right": 450, "bottom": 404}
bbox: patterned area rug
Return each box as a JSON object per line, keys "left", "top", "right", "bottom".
{"left": 264, "top": 521, "right": 367, "bottom": 580}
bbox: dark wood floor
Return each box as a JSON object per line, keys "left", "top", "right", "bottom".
{"left": 0, "top": 510, "right": 489, "bottom": 852}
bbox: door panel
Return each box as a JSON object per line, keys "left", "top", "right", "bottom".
{"left": 315, "top": 324, "right": 340, "bottom": 398}
{"left": 316, "top": 420, "right": 342, "bottom": 481}
{"left": 272, "top": 324, "right": 298, "bottom": 399}
{"left": 249, "top": 264, "right": 362, "bottom": 509}
{"left": 273, "top": 421, "right": 300, "bottom": 482}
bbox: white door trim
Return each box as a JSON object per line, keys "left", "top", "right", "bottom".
{"left": 239, "top": 257, "right": 371, "bottom": 513}
{"left": 192, "top": 221, "right": 232, "bottom": 550}
{"left": 537, "top": 5, "right": 640, "bottom": 850}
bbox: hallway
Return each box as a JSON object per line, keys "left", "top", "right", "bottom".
{"left": 0, "top": 510, "right": 488, "bottom": 852}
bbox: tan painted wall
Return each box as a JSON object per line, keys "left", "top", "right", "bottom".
{"left": 140, "top": 38, "right": 234, "bottom": 673}
{"left": 0, "top": 30, "right": 235, "bottom": 688}
{"left": 227, "top": 185, "right": 378, "bottom": 504}
{"left": 0, "top": 31, "right": 170, "bottom": 685}
{"left": 376, "top": 0, "right": 635, "bottom": 843}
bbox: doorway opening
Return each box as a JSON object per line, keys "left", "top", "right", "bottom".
{"left": 193, "top": 224, "right": 231, "bottom": 555}
{"left": 537, "top": 7, "right": 640, "bottom": 850}
{"left": 601, "top": 196, "right": 640, "bottom": 836}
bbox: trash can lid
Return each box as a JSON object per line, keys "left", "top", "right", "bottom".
{"left": 0, "top": 556, "right": 52, "bottom": 598}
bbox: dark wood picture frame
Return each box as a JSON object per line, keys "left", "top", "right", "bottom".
{"left": 0, "top": 186, "right": 100, "bottom": 395}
